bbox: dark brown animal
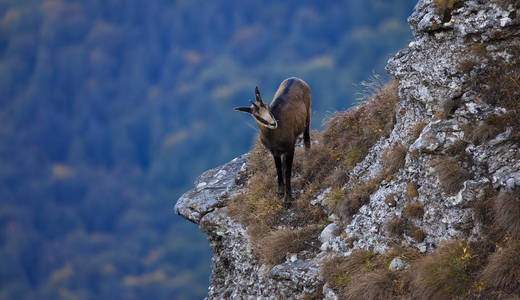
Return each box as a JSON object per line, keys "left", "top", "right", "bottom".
{"left": 234, "top": 77, "right": 311, "bottom": 208}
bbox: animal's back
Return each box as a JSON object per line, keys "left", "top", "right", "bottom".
{"left": 268, "top": 77, "right": 311, "bottom": 148}
{"left": 272, "top": 77, "right": 310, "bottom": 108}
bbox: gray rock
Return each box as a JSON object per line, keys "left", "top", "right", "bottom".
{"left": 319, "top": 223, "right": 338, "bottom": 244}
{"left": 389, "top": 257, "right": 410, "bottom": 271}
{"left": 175, "top": 154, "right": 248, "bottom": 223}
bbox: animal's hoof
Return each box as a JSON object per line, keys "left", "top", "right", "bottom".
{"left": 276, "top": 192, "right": 284, "bottom": 199}
{"left": 283, "top": 201, "right": 292, "bottom": 209}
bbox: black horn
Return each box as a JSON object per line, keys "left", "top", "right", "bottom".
{"left": 255, "top": 86, "right": 264, "bottom": 104}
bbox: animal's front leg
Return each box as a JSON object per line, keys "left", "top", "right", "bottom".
{"left": 282, "top": 149, "right": 294, "bottom": 208}
{"left": 273, "top": 154, "right": 284, "bottom": 199}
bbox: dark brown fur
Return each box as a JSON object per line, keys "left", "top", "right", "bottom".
{"left": 235, "top": 77, "right": 311, "bottom": 208}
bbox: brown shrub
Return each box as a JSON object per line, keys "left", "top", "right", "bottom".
{"left": 382, "top": 143, "right": 407, "bottom": 176}
{"left": 403, "top": 201, "right": 424, "bottom": 219}
{"left": 411, "top": 241, "right": 477, "bottom": 299}
{"left": 342, "top": 269, "right": 396, "bottom": 300}
{"left": 433, "top": 156, "right": 471, "bottom": 194}
{"left": 493, "top": 191, "right": 520, "bottom": 239}
{"left": 481, "top": 240, "right": 520, "bottom": 293}
{"left": 256, "top": 226, "right": 319, "bottom": 265}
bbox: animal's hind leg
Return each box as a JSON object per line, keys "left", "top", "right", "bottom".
{"left": 282, "top": 148, "right": 294, "bottom": 209}
{"left": 273, "top": 153, "right": 284, "bottom": 198}
{"left": 304, "top": 115, "right": 311, "bottom": 149}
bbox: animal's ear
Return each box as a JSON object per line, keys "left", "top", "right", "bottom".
{"left": 234, "top": 106, "right": 252, "bottom": 114}
{"left": 255, "top": 86, "right": 264, "bottom": 104}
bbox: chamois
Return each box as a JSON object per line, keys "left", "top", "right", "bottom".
{"left": 234, "top": 77, "right": 311, "bottom": 208}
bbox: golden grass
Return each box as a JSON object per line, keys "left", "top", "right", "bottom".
{"left": 410, "top": 241, "right": 477, "bottom": 299}
{"left": 382, "top": 143, "right": 407, "bottom": 176}
{"left": 481, "top": 239, "right": 520, "bottom": 293}
{"left": 256, "top": 226, "right": 319, "bottom": 265}
{"left": 493, "top": 191, "right": 520, "bottom": 239}
{"left": 432, "top": 156, "right": 471, "bottom": 195}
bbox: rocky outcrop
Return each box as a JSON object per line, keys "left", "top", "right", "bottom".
{"left": 175, "top": 0, "right": 520, "bottom": 298}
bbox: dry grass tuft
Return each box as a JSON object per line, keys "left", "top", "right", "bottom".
{"left": 385, "top": 216, "right": 407, "bottom": 237}
{"left": 493, "top": 191, "right": 520, "bottom": 239}
{"left": 481, "top": 239, "right": 520, "bottom": 293}
{"left": 322, "top": 250, "right": 376, "bottom": 290}
{"left": 471, "top": 44, "right": 520, "bottom": 143}
{"left": 333, "top": 178, "right": 381, "bottom": 222}
{"left": 382, "top": 143, "right": 407, "bottom": 176}
{"left": 445, "top": 139, "right": 468, "bottom": 155}
{"left": 323, "top": 80, "right": 399, "bottom": 174}
{"left": 441, "top": 98, "right": 459, "bottom": 119}
{"left": 466, "top": 121, "right": 503, "bottom": 146}
{"left": 342, "top": 269, "right": 396, "bottom": 300}
{"left": 433, "top": 0, "right": 465, "bottom": 22}
{"left": 407, "top": 224, "right": 426, "bottom": 242}
{"left": 403, "top": 201, "right": 424, "bottom": 219}
{"left": 410, "top": 121, "right": 427, "bottom": 140}
{"left": 433, "top": 156, "right": 471, "bottom": 194}
{"left": 256, "top": 226, "right": 319, "bottom": 265}
{"left": 405, "top": 181, "right": 419, "bottom": 199}
{"left": 386, "top": 216, "right": 425, "bottom": 242}
{"left": 411, "top": 241, "right": 477, "bottom": 299}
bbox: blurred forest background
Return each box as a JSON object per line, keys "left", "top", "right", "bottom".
{"left": 0, "top": 0, "right": 416, "bottom": 299}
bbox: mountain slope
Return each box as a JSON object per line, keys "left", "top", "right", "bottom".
{"left": 176, "top": 0, "right": 520, "bottom": 298}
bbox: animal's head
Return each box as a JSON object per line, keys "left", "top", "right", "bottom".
{"left": 234, "top": 86, "right": 278, "bottom": 129}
